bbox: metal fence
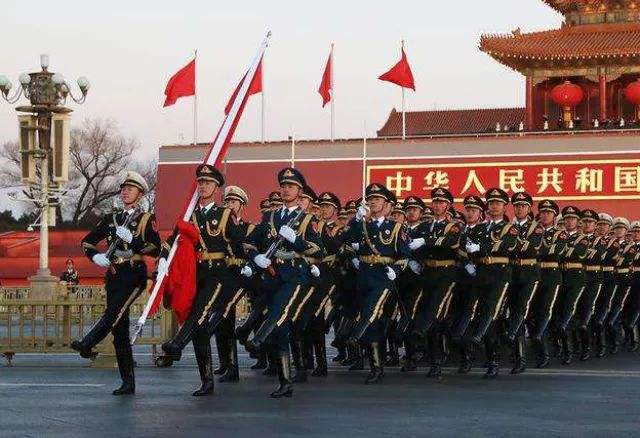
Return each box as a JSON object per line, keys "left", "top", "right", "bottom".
{"left": 0, "top": 283, "right": 249, "bottom": 366}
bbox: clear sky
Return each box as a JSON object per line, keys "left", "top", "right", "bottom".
{"left": 0, "top": 0, "right": 562, "bottom": 157}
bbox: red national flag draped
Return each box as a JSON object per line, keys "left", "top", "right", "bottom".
{"left": 318, "top": 52, "right": 332, "bottom": 107}
{"left": 378, "top": 48, "right": 415, "bottom": 91}
{"left": 224, "top": 59, "right": 263, "bottom": 114}
{"left": 163, "top": 59, "right": 196, "bottom": 107}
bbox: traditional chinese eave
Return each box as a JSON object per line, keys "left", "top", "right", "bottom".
{"left": 480, "top": 22, "right": 640, "bottom": 74}
{"left": 543, "top": 0, "right": 640, "bottom": 14}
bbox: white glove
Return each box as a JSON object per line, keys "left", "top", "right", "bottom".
{"left": 92, "top": 253, "right": 111, "bottom": 268}
{"left": 115, "top": 226, "right": 133, "bottom": 243}
{"left": 157, "top": 258, "right": 169, "bottom": 277}
{"left": 254, "top": 254, "right": 272, "bottom": 269}
{"left": 465, "top": 263, "right": 477, "bottom": 277}
{"left": 310, "top": 265, "right": 320, "bottom": 277}
{"left": 351, "top": 243, "right": 360, "bottom": 251}
{"left": 351, "top": 258, "right": 360, "bottom": 269}
{"left": 279, "top": 225, "right": 297, "bottom": 243}
{"left": 409, "top": 238, "right": 426, "bottom": 250}
{"left": 356, "top": 205, "right": 369, "bottom": 221}
{"left": 386, "top": 266, "right": 397, "bottom": 281}
{"left": 241, "top": 265, "right": 253, "bottom": 277}
{"left": 408, "top": 260, "right": 422, "bottom": 275}
{"left": 465, "top": 242, "right": 480, "bottom": 254}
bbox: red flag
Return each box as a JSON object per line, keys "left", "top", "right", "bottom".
{"left": 224, "top": 59, "right": 263, "bottom": 114}
{"left": 318, "top": 51, "right": 332, "bottom": 107}
{"left": 163, "top": 59, "right": 196, "bottom": 107}
{"left": 378, "top": 48, "right": 415, "bottom": 90}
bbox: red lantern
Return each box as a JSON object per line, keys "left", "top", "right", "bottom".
{"left": 550, "top": 81, "right": 584, "bottom": 127}
{"left": 624, "top": 79, "right": 640, "bottom": 120}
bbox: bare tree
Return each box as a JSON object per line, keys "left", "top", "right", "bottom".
{"left": 0, "top": 140, "right": 21, "bottom": 187}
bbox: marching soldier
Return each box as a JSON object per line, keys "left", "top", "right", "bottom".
{"left": 241, "top": 167, "right": 322, "bottom": 398}
{"left": 592, "top": 213, "right": 616, "bottom": 357}
{"left": 259, "top": 199, "right": 271, "bottom": 214}
{"left": 72, "top": 171, "right": 160, "bottom": 395}
{"left": 625, "top": 221, "right": 640, "bottom": 352}
{"left": 505, "top": 191, "right": 542, "bottom": 374}
{"left": 346, "top": 183, "right": 410, "bottom": 384}
{"left": 450, "top": 195, "right": 485, "bottom": 374}
{"left": 210, "top": 185, "right": 254, "bottom": 383}
{"left": 157, "top": 164, "right": 244, "bottom": 396}
{"left": 575, "top": 209, "right": 606, "bottom": 361}
{"left": 464, "top": 188, "right": 518, "bottom": 378}
{"left": 528, "top": 199, "right": 566, "bottom": 368}
{"left": 409, "top": 188, "right": 461, "bottom": 379}
{"left": 553, "top": 206, "right": 588, "bottom": 365}
{"left": 607, "top": 217, "right": 634, "bottom": 355}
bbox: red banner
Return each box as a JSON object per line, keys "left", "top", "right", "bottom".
{"left": 368, "top": 158, "right": 640, "bottom": 201}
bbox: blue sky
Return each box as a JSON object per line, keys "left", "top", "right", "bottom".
{"left": 0, "top": 0, "right": 562, "bottom": 156}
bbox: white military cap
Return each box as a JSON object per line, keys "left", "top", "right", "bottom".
{"left": 630, "top": 220, "right": 640, "bottom": 231}
{"left": 120, "top": 171, "right": 148, "bottom": 194}
{"left": 597, "top": 213, "right": 613, "bottom": 225}
{"left": 612, "top": 217, "right": 630, "bottom": 229}
{"left": 224, "top": 185, "right": 248, "bottom": 205}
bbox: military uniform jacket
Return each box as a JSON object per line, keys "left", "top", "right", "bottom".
{"left": 559, "top": 231, "right": 589, "bottom": 264}
{"left": 160, "top": 204, "right": 243, "bottom": 260}
{"left": 472, "top": 219, "right": 519, "bottom": 261}
{"left": 512, "top": 219, "right": 544, "bottom": 260}
{"left": 60, "top": 269, "right": 80, "bottom": 285}
{"left": 320, "top": 220, "right": 346, "bottom": 261}
{"left": 82, "top": 209, "right": 161, "bottom": 263}
{"left": 538, "top": 226, "right": 568, "bottom": 263}
{"left": 614, "top": 240, "right": 636, "bottom": 270}
{"left": 584, "top": 234, "right": 608, "bottom": 268}
{"left": 244, "top": 206, "right": 322, "bottom": 263}
{"left": 411, "top": 218, "right": 461, "bottom": 262}
{"left": 347, "top": 216, "right": 410, "bottom": 275}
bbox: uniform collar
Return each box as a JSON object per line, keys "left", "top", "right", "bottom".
{"left": 516, "top": 218, "right": 528, "bottom": 226}
{"left": 199, "top": 201, "right": 216, "bottom": 213}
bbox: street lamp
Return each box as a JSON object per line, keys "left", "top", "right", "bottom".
{"left": 0, "top": 54, "right": 89, "bottom": 298}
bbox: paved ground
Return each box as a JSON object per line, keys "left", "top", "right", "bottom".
{"left": 1, "top": 348, "right": 640, "bottom": 438}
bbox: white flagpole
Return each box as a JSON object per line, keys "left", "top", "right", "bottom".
{"left": 132, "top": 31, "right": 272, "bottom": 344}
{"left": 261, "top": 53, "right": 266, "bottom": 143}
{"left": 362, "top": 120, "right": 367, "bottom": 200}
{"left": 401, "top": 40, "right": 406, "bottom": 140}
{"left": 193, "top": 49, "right": 198, "bottom": 145}
{"left": 330, "top": 43, "right": 335, "bottom": 142}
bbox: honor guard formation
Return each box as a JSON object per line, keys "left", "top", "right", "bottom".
{"left": 72, "top": 165, "right": 640, "bottom": 398}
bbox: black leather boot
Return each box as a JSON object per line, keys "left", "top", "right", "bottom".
{"left": 535, "top": 335, "right": 550, "bottom": 368}
{"left": 561, "top": 331, "right": 573, "bottom": 365}
{"left": 342, "top": 344, "right": 357, "bottom": 366}
{"left": 192, "top": 343, "right": 214, "bottom": 396}
{"left": 458, "top": 346, "right": 472, "bottom": 374}
{"left": 262, "top": 350, "right": 278, "bottom": 376}
{"left": 251, "top": 350, "right": 268, "bottom": 369}
{"left": 364, "top": 343, "right": 384, "bottom": 384}
{"left": 291, "top": 340, "right": 308, "bottom": 383}
{"left": 628, "top": 325, "right": 639, "bottom": 352}
{"left": 401, "top": 342, "right": 417, "bottom": 372}
{"left": 311, "top": 339, "right": 328, "bottom": 377}
{"left": 245, "top": 321, "right": 277, "bottom": 355}
{"left": 504, "top": 312, "right": 525, "bottom": 344}
{"left": 384, "top": 338, "right": 400, "bottom": 366}
{"left": 162, "top": 318, "right": 197, "bottom": 362}
{"left": 112, "top": 344, "right": 135, "bottom": 395}
{"left": 579, "top": 328, "right": 591, "bottom": 361}
{"left": 235, "top": 306, "right": 263, "bottom": 345}
{"left": 426, "top": 334, "right": 442, "bottom": 379}
{"left": 483, "top": 347, "right": 499, "bottom": 379}
{"left": 72, "top": 317, "right": 111, "bottom": 359}
{"left": 469, "top": 315, "right": 493, "bottom": 346}
{"left": 595, "top": 325, "right": 607, "bottom": 358}
{"left": 270, "top": 354, "right": 293, "bottom": 398}
{"left": 348, "top": 346, "right": 365, "bottom": 371}
{"left": 332, "top": 346, "right": 346, "bottom": 363}
{"left": 218, "top": 338, "right": 239, "bottom": 382}
{"left": 304, "top": 338, "right": 315, "bottom": 370}
{"left": 510, "top": 336, "right": 526, "bottom": 374}
{"left": 213, "top": 334, "right": 230, "bottom": 375}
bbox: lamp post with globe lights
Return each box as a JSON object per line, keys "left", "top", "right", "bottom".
{"left": 0, "top": 54, "right": 89, "bottom": 298}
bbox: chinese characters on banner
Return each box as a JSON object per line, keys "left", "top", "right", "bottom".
{"left": 368, "top": 160, "right": 640, "bottom": 201}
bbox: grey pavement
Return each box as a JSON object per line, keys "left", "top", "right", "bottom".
{"left": 1, "top": 348, "right": 640, "bottom": 438}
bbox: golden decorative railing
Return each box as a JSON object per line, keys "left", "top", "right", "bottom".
{"left": 0, "top": 283, "right": 249, "bottom": 366}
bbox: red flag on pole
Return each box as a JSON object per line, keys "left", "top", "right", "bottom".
{"left": 224, "top": 59, "right": 263, "bottom": 114}
{"left": 163, "top": 59, "right": 196, "bottom": 107}
{"left": 133, "top": 34, "right": 272, "bottom": 342}
{"left": 378, "top": 48, "right": 415, "bottom": 90}
{"left": 318, "top": 51, "right": 332, "bottom": 107}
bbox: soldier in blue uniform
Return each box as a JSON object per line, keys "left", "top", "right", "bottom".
{"left": 464, "top": 188, "right": 518, "bottom": 378}
{"left": 73, "top": 171, "right": 160, "bottom": 395}
{"left": 157, "top": 164, "right": 244, "bottom": 396}
{"left": 591, "top": 213, "right": 617, "bottom": 357}
{"left": 346, "top": 183, "right": 410, "bottom": 384}
{"left": 241, "top": 167, "right": 322, "bottom": 398}
{"left": 408, "top": 187, "right": 461, "bottom": 379}
{"left": 625, "top": 221, "right": 640, "bottom": 352}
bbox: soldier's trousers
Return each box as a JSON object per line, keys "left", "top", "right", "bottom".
{"left": 506, "top": 266, "right": 540, "bottom": 338}
{"left": 528, "top": 267, "right": 562, "bottom": 339}
{"left": 395, "top": 270, "right": 423, "bottom": 339}
{"left": 623, "top": 273, "right": 640, "bottom": 329}
{"left": 449, "top": 271, "right": 478, "bottom": 343}
{"left": 82, "top": 263, "right": 147, "bottom": 349}
{"left": 608, "top": 273, "right": 632, "bottom": 327}
{"left": 575, "top": 271, "right": 603, "bottom": 330}
{"left": 351, "top": 264, "right": 395, "bottom": 344}
{"left": 553, "top": 268, "right": 586, "bottom": 334}
{"left": 413, "top": 266, "right": 457, "bottom": 338}
{"left": 592, "top": 272, "right": 616, "bottom": 328}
